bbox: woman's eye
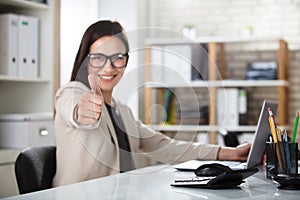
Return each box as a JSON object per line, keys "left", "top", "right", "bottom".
{"left": 96, "top": 56, "right": 105, "bottom": 61}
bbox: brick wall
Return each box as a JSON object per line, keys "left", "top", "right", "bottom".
{"left": 155, "top": 0, "right": 300, "bottom": 38}
{"left": 151, "top": 0, "right": 300, "bottom": 140}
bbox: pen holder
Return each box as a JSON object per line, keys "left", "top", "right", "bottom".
{"left": 266, "top": 142, "right": 298, "bottom": 179}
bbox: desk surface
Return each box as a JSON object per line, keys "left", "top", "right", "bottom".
{"left": 2, "top": 164, "right": 300, "bottom": 200}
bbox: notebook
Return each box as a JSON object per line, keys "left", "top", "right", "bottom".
{"left": 174, "top": 100, "right": 278, "bottom": 171}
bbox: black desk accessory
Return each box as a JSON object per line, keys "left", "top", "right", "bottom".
{"left": 171, "top": 163, "right": 258, "bottom": 189}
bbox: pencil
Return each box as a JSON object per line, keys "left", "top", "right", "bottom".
{"left": 268, "top": 107, "right": 277, "bottom": 128}
{"left": 269, "top": 116, "right": 278, "bottom": 143}
{"left": 292, "top": 112, "right": 299, "bottom": 143}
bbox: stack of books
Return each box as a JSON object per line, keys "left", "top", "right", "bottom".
{"left": 176, "top": 105, "right": 208, "bottom": 125}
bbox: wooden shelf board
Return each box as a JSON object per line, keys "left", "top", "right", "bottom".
{"left": 145, "top": 80, "right": 288, "bottom": 88}
{"left": 149, "top": 124, "right": 258, "bottom": 132}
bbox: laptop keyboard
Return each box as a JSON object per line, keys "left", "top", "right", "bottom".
{"left": 174, "top": 160, "right": 245, "bottom": 171}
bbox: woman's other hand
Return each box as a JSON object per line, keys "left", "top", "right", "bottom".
{"left": 217, "top": 143, "right": 251, "bottom": 162}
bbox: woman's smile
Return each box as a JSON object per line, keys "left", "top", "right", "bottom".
{"left": 100, "top": 74, "right": 116, "bottom": 81}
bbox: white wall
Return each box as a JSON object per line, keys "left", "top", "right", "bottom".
{"left": 60, "top": 0, "right": 98, "bottom": 86}
{"left": 98, "top": 0, "right": 150, "bottom": 118}
{"left": 61, "top": 0, "right": 150, "bottom": 118}
{"left": 155, "top": 0, "right": 300, "bottom": 39}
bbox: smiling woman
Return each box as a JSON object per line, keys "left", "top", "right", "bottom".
{"left": 53, "top": 19, "right": 251, "bottom": 188}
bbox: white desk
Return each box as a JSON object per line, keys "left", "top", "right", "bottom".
{"left": 2, "top": 165, "right": 300, "bottom": 200}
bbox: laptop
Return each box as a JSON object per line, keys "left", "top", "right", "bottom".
{"left": 174, "top": 100, "right": 278, "bottom": 171}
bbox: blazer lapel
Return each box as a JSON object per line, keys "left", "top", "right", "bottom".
{"left": 115, "top": 101, "right": 139, "bottom": 153}
{"left": 102, "top": 104, "right": 119, "bottom": 146}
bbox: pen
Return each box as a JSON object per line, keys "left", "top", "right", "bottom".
{"left": 276, "top": 128, "right": 286, "bottom": 171}
{"left": 283, "top": 128, "right": 288, "bottom": 142}
{"left": 292, "top": 112, "right": 299, "bottom": 143}
{"left": 283, "top": 129, "right": 291, "bottom": 171}
{"left": 276, "top": 128, "right": 282, "bottom": 143}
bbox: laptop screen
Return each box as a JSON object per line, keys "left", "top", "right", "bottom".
{"left": 173, "top": 100, "right": 278, "bottom": 171}
{"left": 246, "top": 100, "right": 278, "bottom": 168}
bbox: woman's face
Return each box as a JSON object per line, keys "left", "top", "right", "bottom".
{"left": 88, "top": 35, "right": 127, "bottom": 93}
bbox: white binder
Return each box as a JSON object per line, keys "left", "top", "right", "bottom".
{"left": 18, "top": 15, "right": 38, "bottom": 78}
{"left": 151, "top": 47, "right": 164, "bottom": 82}
{"left": 217, "top": 88, "right": 239, "bottom": 126}
{"left": 0, "top": 14, "right": 19, "bottom": 76}
{"left": 29, "top": 16, "right": 38, "bottom": 78}
{"left": 163, "top": 45, "right": 192, "bottom": 84}
{"left": 163, "top": 45, "right": 178, "bottom": 84}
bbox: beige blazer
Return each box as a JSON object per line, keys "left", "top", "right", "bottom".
{"left": 53, "top": 82, "right": 220, "bottom": 187}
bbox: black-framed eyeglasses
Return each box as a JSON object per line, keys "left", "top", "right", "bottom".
{"left": 87, "top": 53, "right": 129, "bottom": 69}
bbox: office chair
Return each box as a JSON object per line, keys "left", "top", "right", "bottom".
{"left": 15, "top": 146, "right": 56, "bottom": 194}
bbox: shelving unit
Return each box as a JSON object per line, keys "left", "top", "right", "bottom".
{"left": 0, "top": 0, "right": 60, "bottom": 197}
{"left": 0, "top": 0, "right": 60, "bottom": 113}
{"left": 144, "top": 36, "right": 289, "bottom": 144}
{"left": 0, "top": 0, "right": 49, "bottom": 9}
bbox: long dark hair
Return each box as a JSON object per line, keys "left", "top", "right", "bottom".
{"left": 70, "top": 20, "right": 129, "bottom": 87}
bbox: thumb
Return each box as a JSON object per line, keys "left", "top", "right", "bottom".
{"left": 88, "top": 74, "right": 102, "bottom": 95}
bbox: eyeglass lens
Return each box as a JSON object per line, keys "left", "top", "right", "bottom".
{"left": 89, "top": 53, "right": 128, "bottom": 68}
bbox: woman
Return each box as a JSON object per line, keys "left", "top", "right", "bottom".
{"left": 53, "top": 20, "right": 250, "bottom": 187}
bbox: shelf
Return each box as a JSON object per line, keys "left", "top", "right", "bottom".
{"left": 0, "top": 0, "right": 59, "bottom": 113}
{"left": 145, "top": 36, "right": 281, "bottom": 46}
{"left": 0, "top": 0, "right": 49, "bottom": 10}
{"left": 144, "top": 38, "right": 289, "bottom": 144}
{"left": 0, "top": 75, "right": 49, "bottom": 83}
{"left": 150, "top": 124, "right": 290, "bottom": 133}
{"left": 145, "top": 80, "right": 288, "bottom": 88}
{"left": 149, "top": 124, "right": 257, "bottom": 132}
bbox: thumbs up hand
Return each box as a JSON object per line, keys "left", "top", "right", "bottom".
{"left": 88, "top": 73, "right": 102, "bottom": 95}
{"left": 75, "top": 74, "right": 103, "bottom": 126}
